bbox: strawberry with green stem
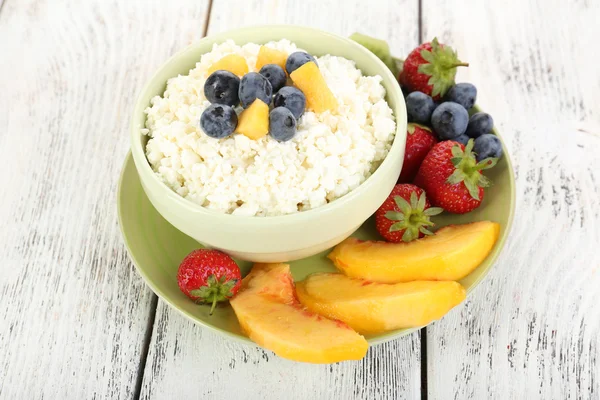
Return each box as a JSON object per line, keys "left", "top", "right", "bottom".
{"left": 177, "top": 249, "right": 241, "bottom": 315}
{"left": 375, "top": 184, "right": 443, "bottom": 243}
{"left": 400, "top": 38, "right": 468, "bottom": 100}
{"left": 414, "top": 139, "right": 498, "bottom": 214}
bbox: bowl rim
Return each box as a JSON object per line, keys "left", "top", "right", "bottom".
{"left": 130, "top": 24, "right": 407, "bottom": 223}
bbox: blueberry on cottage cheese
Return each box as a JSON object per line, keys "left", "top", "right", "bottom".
{"left": 405, "top": 91, "right": 436, "bottom": 124}
{"left": 474, "top": 134, "right": 503, "bottom": 161}
{"left": 200, "top": 104, "right": 238, "bottom": 139}
{"left": 285, "top": 51, "right": 318, "bottom": 74}
{"left": 269, "top": 107, "right": 297, "bottom": 142}
{"left": 445, "top": 83, "right": 477, "bottom": 110}
{"left": 431, "top": 101, "right": 469, "bottom": 140}
{"left": 239, "top": 72, "right": 273, "bottom": 108}
{"left": 204, "top": 70, "right": 240, "bottom": 106}
{"left": 273, "top": 86, "right": 306, "bottom": 120}
{"left": 465, "top": 112, "right": 494, "bottom": 138}
{"left": 259, "top": 64, "right": 287, "bottom": 93}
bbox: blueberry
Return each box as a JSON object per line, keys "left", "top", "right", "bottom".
{"left": 285, "top": 52, "right": 318, "bottom": 74}
{"left": 431, "top": 101, "right": 469, "bottom": 140}
{"left": 200, "top": 104, "right": 238, "bottom": 139}
{"left": 239, "top": 72, "right": 272, "bottom": 108}
{"left": 474, "top": 134, "right": 503, "bottom": 161}
{"left": 273, "top": 87, "right": 306, "bottom": 120}
{"left": 204, "top": 70, "right": 240, "bottom": 106}
{"left": 406, "top": 91, "right": 436, "bottom": 124}
{"left": 445, "top": 83, "right": 477, "bottom": 110}
{"left": 259, "top": 64, "right": 287, "bottom": 93}
{"left": 269, "top": 107, "right": 297, "bottom": 142}
{"left": 466, "top": 112, "right": 494, "bottom": 138}
{"left": 454, "top": 134, "right": 471, "bottom": 146}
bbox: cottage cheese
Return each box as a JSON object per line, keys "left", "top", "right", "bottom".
{"left": 143, "top": 40, "right": 396, "bottom": 216}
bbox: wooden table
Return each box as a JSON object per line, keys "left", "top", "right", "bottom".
{"left": 1, "top": 0, "right": 598, "bottom": 398}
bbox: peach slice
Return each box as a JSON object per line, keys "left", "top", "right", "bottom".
{"left": 255, "top": 46, "right": 288, "bottom": 72}
{"left": 208, "top": 54, "right": 249, "bottom": 77}
{"left": 289, "top": 61, "right": 338, "bottom": 113}
{"left": 328, "top": 221, "right": 500, "bottom": 283}
{"left": 296, "top": 273, "right": 466, "bottom": 334}
{"left": 230, "top": 263, "right": 368, "bottom": 364}
{"left": 235, "top": 99, "right": 269, "bottom": 140}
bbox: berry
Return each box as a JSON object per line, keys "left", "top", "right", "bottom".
{"left": 204, "top": 70, "right": 240, "bottom": 106}
{"left": 200, "top": 104, "right": 238, "bottom": 139}
{"left": 466, "top": 112, "right": 494, "bottom": 138}
{"left": 474, "top": 134, "right": 503, "bottom": 161}
{"left": 177, "top": 249, "right": 241, "bottom": 315}
{"left": 454, "top": 134, "right": 470, "bottom": 146}
{"left": 239, "top": 72, "right": 273, "bottom": 108}
{"left": 273, "top": 86, "right": 306, "bottom": 119}
{"left": 444, "top": 83, "right": 477, "bottom": 110}
{"left": 269, "top": 107, "right": 297, "bottom": 142}
{"left": 375, "top": 184, "right": 443, "bottom": 243}
{"left": 431, "top": 101, "right": 469, "bottom": 140}
{"left": 259, "top": 64, "right": 287, "bottom": 93}
{"left": 285, "top": 51, "right": 317, "bottom": 75}
{"left": 414, "top": 139, "right": 498, "bottom": 214}
{"left": 406, "top": 91, "right": 436, "bottom": 124}
{"left": 399, "top": 38, "right": 468, "bottom": 100}
{"left": 398, "top": 123, "right": 438, "bottom": 183}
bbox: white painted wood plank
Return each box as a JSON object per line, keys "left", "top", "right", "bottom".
{"left": 421, "top": 1, "right": 600, "bottom": 399}
{"left": 0, "top": 0, "right": 208, "bottom": 398}
{"left": 140, "top": 1, "right": 421, "bottom": 399}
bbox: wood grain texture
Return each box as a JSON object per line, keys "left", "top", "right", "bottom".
{"left": 421, "top": 1, "right": 600, "bottom": 399}
{"left": 0, "top": 0, "right": 208, "bottom": 398}
{"left": 139, "top": 1, "right": 421, "bottom": 399}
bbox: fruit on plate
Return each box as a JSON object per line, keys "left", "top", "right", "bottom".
{"left": 466, "top": 112, "right": 494, "bottom": 138}
{"left": 269, "top": 107, "right": 297, "bottom": 142}
{"left": 177, "top": 249, "right": 241, "bottom": 314}
{"left": 259, "top": 64, "right": 287, "bottom": 93}
{"left": 474, "top": 134, "right": 503, "bottom": 161}
{"left": 405, "top": 91, "right": 436, "bottom": 124}
{"left": 431, "top": 101, "right": 469, "bottom": 140}
{"left": 230, "top": 263, "right": 369, "bottom": 364}
{"left": 273, "top": 86, "right": 306, "bottom": 120}
{"left": 444, "top": 82, "right": 477, "bottom": 110}
{"left": 296, "top": 273, "right": 466, "bottom": 334}
{"left": 200, "top": 104, "right": 238, "bottom": 139}
{"left": 400, "top": 38, "right": 468, "bottom": 100}
{"left": 398, "top": 123, "right": 437, "bottom": 182}
{"left": 204, "top": 70, "right": 240, "bottom": 106}
{"left": 290, "top": 61, "right": 338, "bottom": 113}
{"left": 328, "top": 221, "right": 500, "bottom": 283}
{"left": 235, "top": 99, "right": 270, "bottom": 140}
{"left": 375, "top": 183, "right": 442, "bottom": 242}
{"left": 255, "top": 46, "right": 288, "bottom": 72}
{"left": 239, "top": 72, "right": 273, "bottom": 108}
{"left": 285, "top": 51, "right": 318, "bottom": 74}
{"left": 414, "top": 139, "right": 498, "bottom": 213}
{"left": 208, "top": 54, "right": 249, "bottom": 77}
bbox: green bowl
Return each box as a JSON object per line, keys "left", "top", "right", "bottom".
{"left": 120, "top": 25, "right": 516, "bottom": 347}
{"left": 129, "top": 25, "right": 407, "bottom": 262}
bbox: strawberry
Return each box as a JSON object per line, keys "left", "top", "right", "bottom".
{"left": 177, "top": 249, "right": 241, "bottom": 314}
{"left": 414, "top": 139, "right": 498, "bottom": 214}
{"left": 375, "top": 184, "right": 443, "bottom": 243}
{"left": 399, "top": 38, "right": 468, "bottom": 100}
{"left": 398, "top": 123, "right": 438, "bottom": 183}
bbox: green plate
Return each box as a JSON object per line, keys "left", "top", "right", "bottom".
{"left": 117, "top": 105, "right": 515, "bottom": 346}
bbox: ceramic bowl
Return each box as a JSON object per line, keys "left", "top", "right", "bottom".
{"left": 130, "top": 25, "right": 407, "bottom": 262}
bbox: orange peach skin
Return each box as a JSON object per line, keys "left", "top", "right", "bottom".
{"left": 289, "top": 61, "right": 338, "bottom": 113}
{"left": 328, "top": 221, "right": 500, "bottom": 283}
{"left": 230, "top": 263, "right": 368, "bottom": 364}
{"left": 296, "top": 273, "right": 466, "bottom": 334}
